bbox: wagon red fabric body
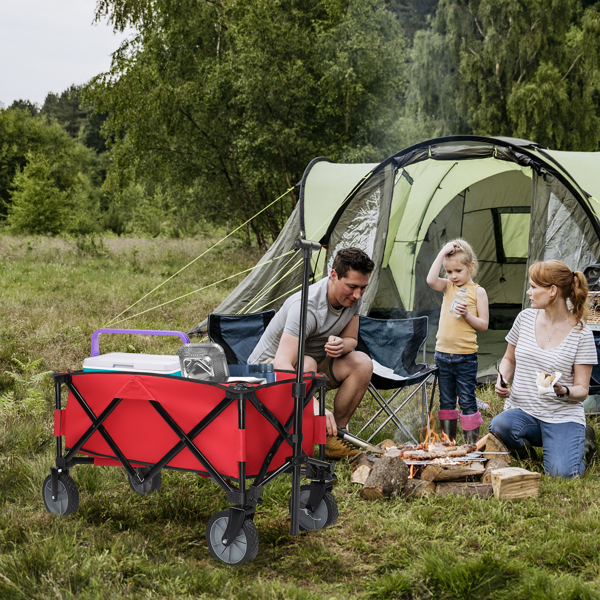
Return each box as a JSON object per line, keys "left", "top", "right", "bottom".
{"left": 57, "top": 371, "right": 323, "bottom": 478}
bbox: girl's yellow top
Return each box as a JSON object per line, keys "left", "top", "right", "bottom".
{"left": 436, "top": 282, "right": 479, "bottom": 354}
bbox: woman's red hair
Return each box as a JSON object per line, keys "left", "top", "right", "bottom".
{"left": 529, "top": 260, "right": 590, "bottom": 324}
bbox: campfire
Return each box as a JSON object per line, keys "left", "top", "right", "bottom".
{"left": 382, "top": 413, "right": 479, "bottom": 467}
{"left": 351, "top": 421, "right": 541, "bottom": 501}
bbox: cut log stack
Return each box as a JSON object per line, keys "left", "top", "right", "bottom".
{"left": 351, "top": 433, "right": 541, "bottom": 501}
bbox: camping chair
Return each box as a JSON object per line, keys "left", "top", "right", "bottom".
{"left": 207, "top": 310, "right": 276, "bottom": 365}
{"left": 355, "top": 315, "right": 438, "bottom": 444}
{"left": 583, "top": 264, "right": 600, "bottom": 407}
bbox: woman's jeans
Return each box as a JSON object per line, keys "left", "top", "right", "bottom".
{"left": 489, "top": 408, "right": 585, "bottom": 478}
{"left": 435, "top": 351, "right": 478, "bottom": 415}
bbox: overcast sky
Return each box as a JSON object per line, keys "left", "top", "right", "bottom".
{"left": 0, "top": 0, "right": 131, "bottom": 107}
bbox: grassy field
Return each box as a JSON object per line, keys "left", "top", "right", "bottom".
{"left": 1, "top": 235, "right": 600, "bottom": 599}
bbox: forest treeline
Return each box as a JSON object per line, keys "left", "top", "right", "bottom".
{"left": 2, "top": 0, "right": 600, "bottom": 245}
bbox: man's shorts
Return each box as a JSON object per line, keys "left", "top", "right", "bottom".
{"left": 316, "top": 356, "right": 341, "bottom": 391}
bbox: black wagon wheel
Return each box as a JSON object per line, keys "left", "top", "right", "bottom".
{"left": 206, "top": 510, "right": 259, "bottom": 565}
{"left": 128, "top": 467, "right": 162, "bottom": 495}
{"left": 290, "top": 484, "right": 339, "bottom": 531}
{"left": 42, "top": 473, "right": 79, "bottom": 516}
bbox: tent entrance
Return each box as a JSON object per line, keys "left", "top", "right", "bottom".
{"left": 371, "top": 168, "right": 533, "bottom": 379}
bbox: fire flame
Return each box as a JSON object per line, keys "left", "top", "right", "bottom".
{"left": 420, "top": 411, "right": 456, "bottom": 451}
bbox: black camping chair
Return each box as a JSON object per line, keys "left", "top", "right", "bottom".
{"left": 207, "top": 310, "right": 276, "bottom": 365}
{"left": 355, "top": 315, "right": 438, "bottom": 444}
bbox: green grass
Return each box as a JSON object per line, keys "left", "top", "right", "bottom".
{"left": 1, "top": 234, "right": 600, "bottom": 599}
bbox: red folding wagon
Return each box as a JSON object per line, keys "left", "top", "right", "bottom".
{"left": 42, "top": 239, "right": 337, "bottom": 565}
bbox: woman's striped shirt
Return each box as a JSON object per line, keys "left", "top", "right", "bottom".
{"left": 504, "top": 309, "right": 597, "bottom": 426}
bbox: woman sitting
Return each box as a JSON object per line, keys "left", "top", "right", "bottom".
{"left": 490, "top": 260, "right": 597, "bottom": 478}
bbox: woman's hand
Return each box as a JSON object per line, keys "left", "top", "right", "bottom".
{"left": 495, "top": 375, "right": 511, "bottom": 398}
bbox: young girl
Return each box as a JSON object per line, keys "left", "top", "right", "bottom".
{"left": 426, "top": 239, "right": 489, "bottom": 443}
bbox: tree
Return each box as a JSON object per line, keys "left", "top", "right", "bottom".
{"left": 405, "top": 0, "right": 600, "bottom": 150}
{"left": 7, "top": 147, "right": 101, "bottom": 236}
{"left": 0, "top": 108, "right": 73, "bottom": 217}
{"left": 41, "top": 85, "right": 89, "bottom": 139}
{"left": 7, "top": 153, "right": 74, "bottom": 235}
{"left": 8, "top": 100, "right": 39, "bottom": 116}
{"left": 89, "top": 0, "right": 406, "bottom": 246}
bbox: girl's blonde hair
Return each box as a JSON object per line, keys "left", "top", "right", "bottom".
{"left": 443, "top": 238, "right": 479, "bottom": 278}
{"left": 529, "top": 260, "right": 590, "bottom": 323}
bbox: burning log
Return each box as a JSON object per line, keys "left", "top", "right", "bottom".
{"left": 491, "top": 467, "right": 541, "bottom": 500}
{"left": 403, "top": 478, "right": 436, "bottom": 497}
{"left": 360, "top": 456, "right": 409, "bottom": 500}
{"left": 436, "top": 482, "right": 493, "bottom": 498}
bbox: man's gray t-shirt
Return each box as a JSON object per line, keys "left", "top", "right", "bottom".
{"left": 248, "top": 276, "right": 362, "bottom": 364}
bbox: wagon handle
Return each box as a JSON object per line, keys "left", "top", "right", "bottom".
{"left": 90, "top": 328, "right": 191, "bottom": 357}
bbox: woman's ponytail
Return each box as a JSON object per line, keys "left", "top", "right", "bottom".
{"left": 571, "top": 269, "right": 590, "bottom": 325}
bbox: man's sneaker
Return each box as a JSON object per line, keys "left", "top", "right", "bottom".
{"left": 325, "top": 430, "right": 360, "bottom": 460}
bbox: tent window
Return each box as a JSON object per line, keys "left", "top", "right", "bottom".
{"left": 492, "top": 207, "right": 530, "bottom": 264}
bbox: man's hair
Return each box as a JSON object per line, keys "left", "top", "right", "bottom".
{"left": 331, "top": 247, "right": 374, "bottom": 278}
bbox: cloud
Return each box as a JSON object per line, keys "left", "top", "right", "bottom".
{"left": 0, "top": 0, "right": 131, "bottom": 106}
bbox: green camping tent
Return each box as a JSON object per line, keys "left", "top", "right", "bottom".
{"left": 192, "top": 135, "right": 600, "bottom": 380}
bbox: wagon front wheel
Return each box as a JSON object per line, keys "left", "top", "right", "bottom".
{"left": 42, "top": 472, "right": 79, "bottom": 516}
{"left": 206, "top": 510, "right": 259, "bottom": 565}
{"left": 128, "top": 467, "right": 162, "bottom": 495}
{"left": 291, "top": 484, "right": 339, "bottom": 531}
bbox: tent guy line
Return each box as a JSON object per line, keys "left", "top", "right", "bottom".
{"left": 104, "top": 187, "right": 294, "bottom": 327}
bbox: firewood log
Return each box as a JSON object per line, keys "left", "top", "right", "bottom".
{"left": 350, "top": 452, "right": 373, "bottom": 471}
{"left": 436, "top": 482, "right": 493, "bottom": 498}
{"left": 482, "top": 433, "right": 510, "bottom": 459}
{"left": 379, "top": 439, "right": 397, "bottom": 451}
{"left": 359, "top": 456, "right": 409, "bottom": 500}
{"left": 420, "top": 465, "right": 444, "bottom": 481}
{"left": 475, "top": 433, "right": 489, "bottom": 451}
{"left": 427, "top": 462, "right": 485, "bottom": 482}
{"left": 491, "top": 467, "right": 541, "bottom": 500}
{"left": 351, "top": 464, "right": 372, "bottom": 485}
{"left": 403, "top": 478, "right": 436, "bottom": 497}
{"left": 481, "top": 458, "right": 511, "bottom": 484}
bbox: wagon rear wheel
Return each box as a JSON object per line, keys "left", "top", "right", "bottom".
{"left": 128, "top": 467, "right": 162, "bottom": 495}
{"left": 291, "top": 484, "right": 338, "bottom": 531}
{"left": 42, "top": 473, "right": 79, "bottom": 516}
{"left": 206, "top": 510, "right": 259, "bottom": 565}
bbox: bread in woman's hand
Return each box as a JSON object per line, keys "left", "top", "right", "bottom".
{"left": 537, "top": 371, "right": 554, "bottom": 388}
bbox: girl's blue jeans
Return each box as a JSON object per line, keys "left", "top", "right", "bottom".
{"left": 434, "top": 351, "right": 478, "bottom": 415}
{"left": 489, "top": 408, "right": 585, "bottom": 478}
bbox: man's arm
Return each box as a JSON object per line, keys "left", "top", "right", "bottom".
{"left": 272, "top": 332, "right": 300, "bottom": 371}
{"left": 273, "top": 331, "right": 338, "bottom": 434}
{"left": 324, "top": 316, "right": 359, "bottom": 358}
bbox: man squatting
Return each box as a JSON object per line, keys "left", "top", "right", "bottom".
{"left": 248, "top": 247, "right": 374, "bottom": 459}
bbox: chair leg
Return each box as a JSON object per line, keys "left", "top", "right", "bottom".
{"left": 359, "top": 375, "right": 436, "bottom": 445}
{"left": 357, "top": 385, "right": 409, "bottom": 439}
